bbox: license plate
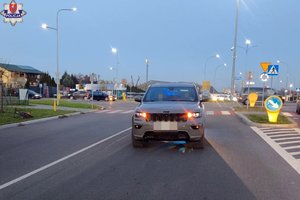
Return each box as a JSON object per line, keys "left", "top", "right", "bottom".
{"left": 153, "top": 122, "right": 178, "bottom": 131}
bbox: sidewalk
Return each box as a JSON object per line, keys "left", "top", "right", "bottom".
{"left": 16, "top": 104, "right": 95, "bottom": 112}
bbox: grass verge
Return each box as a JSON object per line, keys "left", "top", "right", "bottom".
{"left": 244, "top": 114, "right": 291, "bottom": 124}
{"left": 30, "top": 99, "right": 102, "bottom": 109}
{"left": 0, "top": 107, "right": 75, "bottom": 126}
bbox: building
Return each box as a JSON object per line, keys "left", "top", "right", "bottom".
{"left": 0, "top": 63, "right": 43, "bottom": 88}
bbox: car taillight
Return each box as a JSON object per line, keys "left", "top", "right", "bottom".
{"left": 187, "top": 112, "right": 200, "bottom": 118}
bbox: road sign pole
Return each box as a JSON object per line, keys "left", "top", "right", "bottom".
{"left": 270, "top": 76, "right": 273, "bottom": 88}
{"left": 262, "top": 82, "right": 265, "bottom": 107}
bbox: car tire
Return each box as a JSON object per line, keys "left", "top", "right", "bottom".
{"left": 132, "top": 134, "right": 147, "bottom": 148}
{"left": 297, "top": 108, "right": 300, "bottom": 115}
{"left": 191, "top": 135, "right": 205, "bottom": 149}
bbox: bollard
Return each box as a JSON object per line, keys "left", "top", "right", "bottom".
{"left": 53, "top": 99, "right": 57, "bottom": 112}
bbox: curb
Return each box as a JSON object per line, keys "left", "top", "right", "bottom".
{"left": 235, "top": 112, "right": 298, "bottom": 128}
{"left": 0, "top": 110, "right": 97, "bottom": 131}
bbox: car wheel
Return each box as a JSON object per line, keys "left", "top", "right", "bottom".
{"left": 191, "top": 135, "right": 204, "bottom": 149}
{"left": 132, "top": 134, "right": 147, "bottom": 148}
{"left": 297, "top": 108, "right": 300, "bottom": 115}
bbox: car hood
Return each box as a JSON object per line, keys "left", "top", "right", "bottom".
{"left": 136, "top": 102, "right": 202, "bottom": 113}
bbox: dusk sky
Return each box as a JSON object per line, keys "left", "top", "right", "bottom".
{"left": 1, "top": 0, "right": 299, "bottom": 91}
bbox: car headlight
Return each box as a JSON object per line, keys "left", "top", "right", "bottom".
{"left": 135, "top": 112, "right": 148, "bottom": 119}
{"left": 187, "top": 112, "right": 201, "bottom": 118}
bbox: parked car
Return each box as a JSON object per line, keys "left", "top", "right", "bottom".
{"left": 239, "top": 87, "right": 285, "bottom": 105}
{"left": 70, "top": 91, "right": 89, "bottom": 100}
{"left": 90, "top": 91, "right": 109, "bottom": 101}
{"left": 27, "top": 90, "right": 42, "bottom": 99}
{"left": 132, "top": 82, "right": 206, "bottom": 149}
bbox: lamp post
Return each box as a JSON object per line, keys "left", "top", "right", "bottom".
{"left": 204, "top": 53, "right": 221, "bottom": 81}
{"left": 289, "top": 83, "right": 293, "bottom": 102}
{"left": 41, "top": 7, "right": 76, "bottom": 106}
{"left": 213, "top": 63, "right": 227, "bottom": 93}
{"left": 276, "top": 60, "right": 289, "bottom": 91}
{"left": 111, "top": 47, "right": 119, "bottom": 98}
{"left": 109, "top": 66, "right": 118, "bottom": 96}
{"left": 230, "top": 0, "right": 240, "bottom": 100}
{"left": 111, "top": 47, "right": 119, "bottom": 83}
{"left": 145, "top": 58, "right": 150, "bottom": 83}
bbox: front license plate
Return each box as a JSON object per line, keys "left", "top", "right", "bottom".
{"left": 153, "top": 122, "right": 178, "bottom": 131}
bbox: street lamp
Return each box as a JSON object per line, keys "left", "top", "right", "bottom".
{"left": 289, "top": 83, "right": 294, "bottom": 101}
{"left": 109, "top": 66, "right": 118, "bottom": 96}
{"left": 41, "top": 7, "right": 77, "bottom": 106}
{"left": 276, "top": 59, "right": 289, "bottom": 92}
{"left": 111, "top": 47, "right": 119, "bottom": 83}
{"left": 145, "top": 58, "right": 150, "bottom": 83}
{"left": 204, "top": 53, "right": 221, "bottom": 81}
{"left": 213, "top": 63, "right": 227, "bottom": 93}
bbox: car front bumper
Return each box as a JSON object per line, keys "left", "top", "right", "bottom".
{"left": 132, "top": 118, "right": 205, "bottom": 141}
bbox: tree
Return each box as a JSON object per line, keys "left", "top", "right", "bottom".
{"left": 62, "top": 74, "right": 74, "bottom": 88}
{"left": 71, "top": 74, "right": 79, "bottom": 87}
{"left": 40, "top": 72, "right": 56, "bottom": 87}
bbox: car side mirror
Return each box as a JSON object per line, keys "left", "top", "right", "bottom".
{"left": 134, "top": 96, "right": 142, "bottom": 102}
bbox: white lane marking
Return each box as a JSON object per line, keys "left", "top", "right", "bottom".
{"left": 283, "top": 112, "right": 293, "bottom": 117}
{"left": 206, "top": 111, "right": 214, "bottom": 115}
{"left": 251, "top": 126, "right": 300, "bottom": 174}
{"left": 221, "top": 111, "right": 231, "bottom": 115}
{"left": 122, "top": 110, "right": 134, "bottom": 114}
{"left": 293, "top": 118, "right": 299, "bottom": 120}
{"left": 107, "top": 110, "right": 122, "bottom": 114}
{"left": 0, "top": 127, "right": 132, "bottom": 191}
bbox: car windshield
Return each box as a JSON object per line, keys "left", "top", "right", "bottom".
{"left": 143, "top": 86, "right": 198, "bottom": 102}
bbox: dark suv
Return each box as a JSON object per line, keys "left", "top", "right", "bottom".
{"left": 239, "top": 87, "right": 285, "bottom": 105}
{"left": 132, "top": 83, "right": 206, "bottom": 149}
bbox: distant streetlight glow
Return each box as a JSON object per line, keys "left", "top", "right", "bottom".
{"left": 245, "top": 39, "right": 251, "bottom": 45}
{"left": 111, "top": 47, "right": 117, "bottom": 54}
{"left": 41, "top": 23, "right": 48, "bottom": 29}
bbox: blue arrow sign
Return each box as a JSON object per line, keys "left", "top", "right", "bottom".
{"left": 267, "top": 65, "right": 279, "bottom": 76}
{"left": 265, "top": 96, "right": 282, "bottom": 112}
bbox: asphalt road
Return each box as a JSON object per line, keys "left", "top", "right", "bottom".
{"left": 0, "top": 101, "right": 300, "bottom": 200}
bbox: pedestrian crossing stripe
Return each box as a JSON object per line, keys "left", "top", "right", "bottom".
{"left": 251, "top": 127, "right": 300, "bottom": 174}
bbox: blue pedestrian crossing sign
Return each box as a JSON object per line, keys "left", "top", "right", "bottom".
{"left": 267, "top": 65, "right": 279, "bottom": 76}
